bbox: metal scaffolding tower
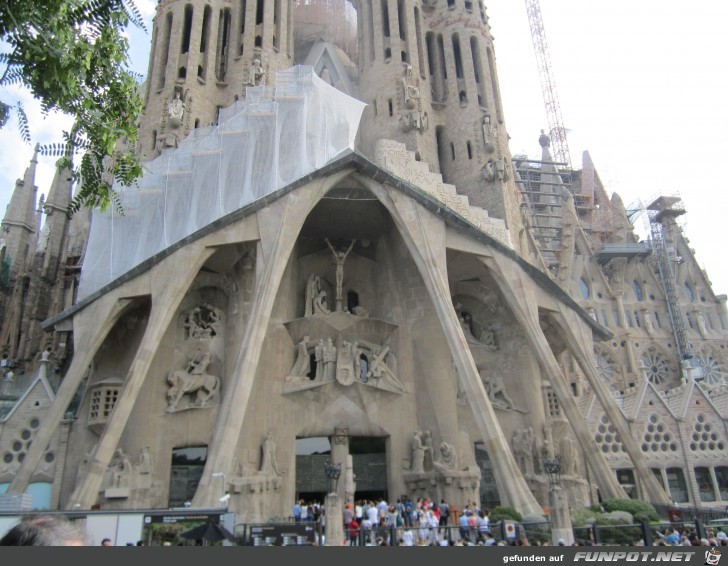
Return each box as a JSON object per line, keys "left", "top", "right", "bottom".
{"left": 646, "top": 195, "right": 692, "bottom": 366}
{"left": 524, "top": 0, "right": 572, "bottom": 169}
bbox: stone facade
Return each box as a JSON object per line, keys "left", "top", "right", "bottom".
{"left": 0, "top": 0, "right": 726, "bottom": 521}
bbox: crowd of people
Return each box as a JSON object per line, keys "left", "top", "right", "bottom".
{"left": 652, "top": 526, "right": 727, "bottom": 547}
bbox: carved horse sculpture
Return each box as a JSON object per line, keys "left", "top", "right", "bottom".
{"left": 166, "top": 363, "right": 220, "bottom": 412}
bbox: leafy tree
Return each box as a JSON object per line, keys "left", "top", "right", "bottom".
{"left": 0, "top": 0, "right": 147, "bottom": 212}
{"left": 489, "top": 506, "right": 523, "bottom": 523}
{"left": 600, "top": 497, "right": 660, "bottom": 523}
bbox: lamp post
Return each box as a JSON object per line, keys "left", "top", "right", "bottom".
{"left": 543, "top": 457, "right": 561, "bottom": 488}
{"left": 324, "top": 461, "right": 341, "bottom": 495}
{"left": 542, "top": 456, "right": 574, "bottom": 546}
{"left": 323, "top": 460, "right": 344, "bottom": 546}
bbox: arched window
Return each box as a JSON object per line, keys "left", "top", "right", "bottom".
{"left": 579, "top": 277, "right": 590, "bottom": 299}
{"left": 684, "top": 283, "right": 694, "bottom": 302}
{"left": 633, "top": 280, "right": 644, "bottom": 302}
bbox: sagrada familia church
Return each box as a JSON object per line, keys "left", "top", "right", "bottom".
{"left": 0, "top": 0, "right": 726, "bottom": 522}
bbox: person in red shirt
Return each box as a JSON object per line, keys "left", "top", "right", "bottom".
{"left": 348, "top": 519, "right": 360, "bottom": 546}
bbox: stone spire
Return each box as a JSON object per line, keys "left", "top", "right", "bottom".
{"left": 1, "top": 145, "right": 39, "bottom": 280}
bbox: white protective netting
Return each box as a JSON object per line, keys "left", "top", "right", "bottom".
{"left": 79, "top": 66, "right": 366, "bottom": 299}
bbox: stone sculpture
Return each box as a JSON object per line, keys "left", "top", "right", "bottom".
{"left": 325, "top": 238, "right": 355, "bottom": 311}
{"left": 166, "top": 351, "right": 220, "bottom": 411}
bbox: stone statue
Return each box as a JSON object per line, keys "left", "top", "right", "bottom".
{"left": 434, "top": 441, "right": 457, "bottom": 472}
{"left": 323, "top": 337, "right": 337, "bottom": 381}
{"left": 696, "top": 311, "right": 708, "bottom": 339}
{"left": 352, "top": 305, "right": 369, "bottom": 318}
{"left": 643, "top": 310, "right": 655, "bottom": 336}
{"left": 289, "top": 336, "right": 311, "bottom": 379}
{"left": 183, "top": 305, "right": 222, "bottom": 339}
{"left": 409, "top": 431, "right": 426, "bottom": 473}
{"left": 314, "top": 339, "right": 325, "bottom": 381}
{"left": 483, "top": 160, "right": 496, "bottom": 182}
{"left": 166, "top": 351, "right": 220, "bottom": 411}
{"left": 137, "top": 446, "right": 152, "bottom": 475}
{"left": 422, "top": 430, "right": 434, "bottom": 471}
{"left": 352, "top": 341, "right": 362, "bottom": 382}
{"left": 245, "top": 57, "right": 266, "bottom": 87}
{"left": 336, "top": 340, "right": 355, "bottom": 385}
{"left": 313, "top": 289, "right": 330, "bottom": 315}
{"left": 479, "top": 367, "right": 515, "bottom": 409}
{"left": 110, "top": 448, "right": 132, "bottom": 488}
{"left": 478, "top": 327, "right": 498, "bottom": 350}
{"left": 367, "top": 346, "right": 404, "bottom": 392}
{"left": 304, "top": 273, "right": 321, "bottom": 317}
{"left": 482, "top": 112, "right": 496, "bottom": 153}
{"left": 512, "top": 427, "right": 535, "bottom": 476}
{"left": 325, "top": 238, "right": 355, "bottom": 312}
{"left": 259, "top": 431, "right": 284, "bottom": 476}
{"left": 168, "top": 92, "right": 185, "bottom": 124}
{"left": 402, "top": 65, "right": 421, "bottom": 109}
{"left": 559, "top": 435, "right": 579, "bottom": 476}
{"left": 495, "top": 158, "right": 506, "bottom": 181}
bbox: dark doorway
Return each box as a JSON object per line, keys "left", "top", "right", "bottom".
{"left": 169, "top": 446, "right": 207, "bottom": 507}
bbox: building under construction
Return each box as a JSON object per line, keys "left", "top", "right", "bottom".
{"left": 0, "top": 0, "right": 725, "bottom": 524}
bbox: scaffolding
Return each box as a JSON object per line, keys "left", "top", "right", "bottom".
{"left": 646, "top": 195, "right": 692, "bottom": 366}
{"left": 513, "top": 156, "right": 573, "bottom": 269}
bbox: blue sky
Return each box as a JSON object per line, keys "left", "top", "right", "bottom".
{"left": 1, "top": 0, "right": 727, "bottom": 296}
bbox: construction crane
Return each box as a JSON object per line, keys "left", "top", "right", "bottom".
{"left": 524, "top": 0, "right": 572, "bottom": 169}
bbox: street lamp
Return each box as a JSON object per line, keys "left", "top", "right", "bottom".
{"left": 543, "top": 457, "right": 562, "bottom": 488}
{"left": 211, "top": 472, "right": 226, "bottom": 501}
{"left": 323, "top": 461, "right": 341, "bottom": 495}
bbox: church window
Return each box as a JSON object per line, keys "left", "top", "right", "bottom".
{"left": 666, "top": 468, "right": 689, "bottom": 503}
{"left": 181, "top": 4, "right": 193, "bottom": 54}
{"left": 684, "top": 282, "right": 694, "bottom": 302}
{"left": 715, "top": 466, "right": 728, "bottom": 500}
{"left": 467, "top": 141, "right": 473, "bottom": 159}
{"left": 397, "top": 0, "right": 407, "bottom": 41}
{"left": 632, "top": 280, "right": 643, "bottom": 301}
{"left": 215, "top": 8, "right": 231, "bottom": 82}
{"left": 381, "top": 0, "right": 390, "bottom": 38}
{"left": 578, "top": 277, "right": 590, "bottom": 299}
{"left": 694, "top": 467, "right": 716, "bottom": 502}
{"left": 471, "top": 36, "right": 486, "bottom": 108}
{"left": 452, "top": 34, "right": 464, "bottom": 79}
{"left": 274, "top": 0, "right": 282, "bottom": 50}
{"left": 255, "top": 0, "right": 264, "bottom": 25}
{"left": 158, "top": 12, "right": 173, "bottom": 89}
{"left": 88, "top": 382, "right": 122, "bottom": 427}
{"left": 414, "top": 7, "right": 425, "bottom": 77}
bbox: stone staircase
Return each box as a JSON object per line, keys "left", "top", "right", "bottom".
{"left": 373, "top": 139, "right": 513, "bottom": 249}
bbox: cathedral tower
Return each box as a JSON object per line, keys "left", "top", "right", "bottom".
{"left": 139, "top": 0, "right": 296, "bottom": 161}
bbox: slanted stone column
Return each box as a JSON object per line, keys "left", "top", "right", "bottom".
{"left": 192, "top": 171, "right": 353, "bottom": 508}
{"left": 551, "top": 305, "right": 672, "bottom": 505}
{"left": 68, "top": 245, "right": 216, "bottom": 508}
{"left": 357, "top": 175, "right": 542, "bottom": 515}
{"left": 7, "top": 294, "right": 134, "bottom": 494}
{"left": 484, "top": 253, "right": 627, "bottom": 500}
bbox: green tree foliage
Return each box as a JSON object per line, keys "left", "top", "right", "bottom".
{"left": 489, "top": 506, "right": 523, "bottom": 523}
{"left": 0, "top": 0, "right": 146, "bottom": 212}
{"left": 600, "top": 498, "right": 660, "bottom": 523}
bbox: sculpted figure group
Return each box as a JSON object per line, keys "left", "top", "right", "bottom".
{"left": 287, "top": 335, "right": 403, "bottom": 393}
{"left": 407, "top": 430, "right": 459, "bottom": 474}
